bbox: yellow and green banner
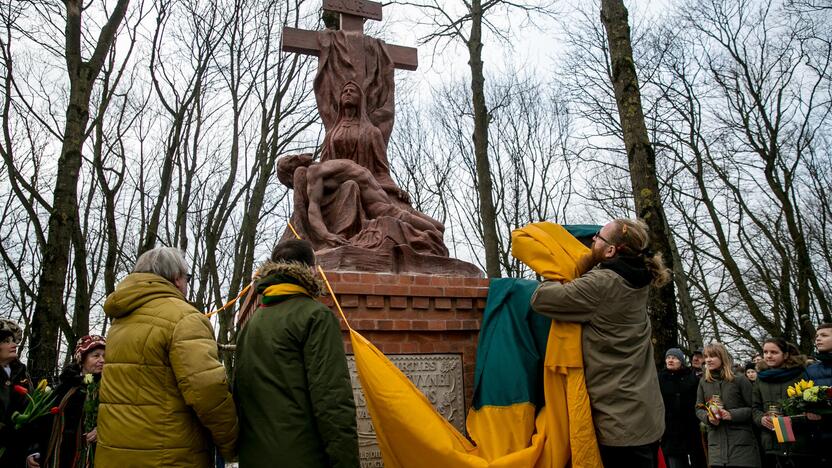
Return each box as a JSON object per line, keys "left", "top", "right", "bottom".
{"left": 341, "top": 222, "right": 603, "bottom": 467}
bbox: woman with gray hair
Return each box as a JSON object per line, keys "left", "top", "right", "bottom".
{"left": 95, "top": 247, "right": 238, "bottom": 467}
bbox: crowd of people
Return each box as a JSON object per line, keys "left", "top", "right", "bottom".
{"left": 1, "top": 220, "right": 831, "bottom": 468}
{"left": 656, "top": 329, "right": 832, "bottom": 468}
{"left": 2, "top": 241, "right": 358, "bottom": 468}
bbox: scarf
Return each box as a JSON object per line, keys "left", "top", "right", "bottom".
{"left": 814, "top": 351, "right": 832, "bottom": 363}
{"left": 599, "top": 254, "right": 651, "bottom": 288}
{"left": 757, "top": 365, "right": 804, "bottom": 383}
{"left": 258, "top": 272, "right": 312, "bottom": 306}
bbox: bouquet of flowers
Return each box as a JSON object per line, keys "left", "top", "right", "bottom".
{"left": 781, "top": 379, "right": 832, "bottom": 416}
{"left": 11, "top": 379, "right": 58, "bottom": 429}
{"left": 79, "top": 373, "right": 101, "bottom": 467}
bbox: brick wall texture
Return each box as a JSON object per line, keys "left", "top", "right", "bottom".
{"left": 319, "top": 271, "right": 490, "bottom": 408}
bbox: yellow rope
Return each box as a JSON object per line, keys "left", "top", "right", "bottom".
{"left": 288, "top": 221, "right": 301, "bottom": 240}
{"left": 205, "top": 282, "right": 252, "bottom": 318}
{"left": 204, "top": 222, "right": 319, "bottom": 319}
{"left": 317, "top": 265, "right": 351, "bottom": 330}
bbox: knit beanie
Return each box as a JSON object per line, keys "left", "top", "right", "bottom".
{"left": 73, "top": 335, "right": 106, "bottom": 364}
{"left": 665, "top": 347, "right": 687, "bottom": 366}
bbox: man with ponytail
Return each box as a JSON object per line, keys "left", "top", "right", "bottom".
{"left": 531, "top": 218, "right": 671, "bottom": 468}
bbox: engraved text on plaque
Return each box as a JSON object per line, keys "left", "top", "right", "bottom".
{"left": 346, "top": 354, "right": 465, "bottom": 468}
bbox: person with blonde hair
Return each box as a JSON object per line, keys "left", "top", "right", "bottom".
{"left": 695, "top": 343, "right": 759, "bottom": 467}
{"left": 531, "top": 218, "right": 669, "bottom": 467}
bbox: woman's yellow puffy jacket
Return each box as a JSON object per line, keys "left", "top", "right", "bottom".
{"left": 95, "top": 273, "right": 238, "bottom": 467}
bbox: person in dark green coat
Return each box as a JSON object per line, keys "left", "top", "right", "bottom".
{"left": 233, "top": 240, "right": 359, "bottom": 468}
{"left": 752, "top": 338, "right": 814, "bottom": 467}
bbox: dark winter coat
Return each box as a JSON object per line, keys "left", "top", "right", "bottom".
{"left": 1, "top": 360, "right": 33, "bottom": 466}
{"left": 802, "top": 354, "right": 832, "bottom": 456}
{"left": 658, "top": 367, "right": 700, "bottom": 456}
{"left": 29, "top": 364, "right": 93, "bottom": 468}
{"left": 695, "top": 373, "right": 760, "bottom": 467}
{"left": 752, "top": 363, "right": 812, "bottom": 457}
{"left": 233, "top": 261, "right": 359, "bottom": 468}
{"left": 804, "top": 354, "right": 832, "bottom": 386}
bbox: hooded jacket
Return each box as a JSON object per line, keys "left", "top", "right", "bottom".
{"left": 233, "top": 261, "right": 359, "bottom": 468}
{"left": 95, "top": 273, "right": 238, "bottom": 467}
{"left": 530, "top": 256, "right": 665, "bottom": 446}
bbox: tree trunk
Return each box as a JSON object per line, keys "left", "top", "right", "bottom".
{"left": 29, "top": 0, "right": 130, "bottom": 381}
{"left": 468, "top": 0, "right": 501, "bottom": 278}
{"left": 600, "top": 0, "right": 678, "bottom": 361}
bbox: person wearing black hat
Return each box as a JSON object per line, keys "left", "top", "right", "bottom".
{"left": 744, "top": 362, "right": 757, "bottom": 383}
{"left": 691, "top": 348, "right": 705, "bottom": 379}
{"left": 26, "top": 335, "right": 106, "bottom": 468}
{"left": 659, "top": 348, "right": 701, "bottom": 468}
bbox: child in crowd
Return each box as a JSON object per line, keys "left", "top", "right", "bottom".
{"left": 805, "top": 323, "right": 832, "bottom": 385}
{"left": 695, "top": 343, "right": 759, "bottom": 467}
{"left": 804, "top": 324, "right": 832, "bottom": 464}
{"left": 752, "top": 338, "right": 812, "bottom": 467}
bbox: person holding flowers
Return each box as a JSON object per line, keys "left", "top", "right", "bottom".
{"left": 695, "top": 342, "right": 760, "bottom": 467}
{"left": 1, "top": 318, "right": 33, "bottom": 466}
{"left": 751, "top": 337, "right": 813, "bottom": 467}
{"left": 26, "top": 335, "right": 106, "bottom": 468}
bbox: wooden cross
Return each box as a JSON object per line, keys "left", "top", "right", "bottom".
{"left": 282, "top": 0, "right": 419, "bottom": 82}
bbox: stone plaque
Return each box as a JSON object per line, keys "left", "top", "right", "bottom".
{"left": 347, "top": 354, "right": 465, "bottom": 468}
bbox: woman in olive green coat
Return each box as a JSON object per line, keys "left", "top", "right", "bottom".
{"left": 752, "top": 338, "right": 812, "bottom": 467}
{"left": 695, "top": 343, "right": 760, "bottom": 467}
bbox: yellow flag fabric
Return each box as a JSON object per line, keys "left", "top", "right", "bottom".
{"left": 511, "top": 222, "right": 602, "bottom": 467}
{"left": 346, "top": 222, "right": 602, "bottom": 467}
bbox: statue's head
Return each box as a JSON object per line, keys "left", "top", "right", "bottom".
{"left": 339, "top": 81, "right": 362, "bottom": 109}
{"left": 276, "top": 153, "right": 314, "bottom": 188}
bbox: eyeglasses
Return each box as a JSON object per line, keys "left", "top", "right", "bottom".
{"left": 593, "top": 230, "right": 613, "bottom": 246}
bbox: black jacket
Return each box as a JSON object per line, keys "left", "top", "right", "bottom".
{"left": 658, "top": 367, "right": 700, "bottom": 455}
{"left": 1, "top": 360, "right": 33, "bottom": 466}
{"left": 29, "top": 364, "right": 89, "bottom": 468}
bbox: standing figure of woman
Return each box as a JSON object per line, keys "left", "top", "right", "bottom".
{"left": 1, "top": 318, "right": 33, "bottom": 466}
{"left": 753, "top": 338, "right": 815, "bottom": 467}
{"left": 695, "top": 343, "right": 760, "bottom": 467}
{"left": 320, "top": 81, "right": 405, "bottom": 202}
{"left": 27, "top": 335, "right": 105, "bottom": 468}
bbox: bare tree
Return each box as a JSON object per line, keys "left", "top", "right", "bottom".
{"left": 28, "top": 0, "right": 131, "bottom": 381}
{"left": 397, "top": 0, "right": 556, "bottom": 278}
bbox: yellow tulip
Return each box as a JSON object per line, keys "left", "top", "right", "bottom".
{"left": 787, "top": 387, "right": 796, "bottom": 397}
{"left": 37, "top": 379, "right": 48, "bottom": 392}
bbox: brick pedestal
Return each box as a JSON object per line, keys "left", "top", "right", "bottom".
{"left": 320, "top": 271, "right": 489, "bottom": 408}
